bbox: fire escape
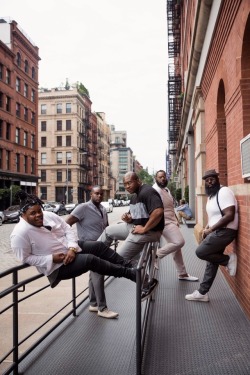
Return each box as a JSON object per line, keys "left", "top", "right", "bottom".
{"left": 167, "top": 0, "right": 182, "bottom": 155}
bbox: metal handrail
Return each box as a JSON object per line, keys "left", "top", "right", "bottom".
{"left": 136, "top": 242, "right": 158, "bottom": 375}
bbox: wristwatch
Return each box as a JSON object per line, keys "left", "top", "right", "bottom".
{"left": 68, "top": 247, "right": 77, "bottom": 253}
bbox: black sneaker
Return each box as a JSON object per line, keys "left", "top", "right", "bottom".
{"left": 141, "top": 278, "right": 159, "bottom": 302}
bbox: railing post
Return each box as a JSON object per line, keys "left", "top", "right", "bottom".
{"left": 12, "top": 270, "right": 19, "bottom": 375}
{"left": 136, "top": 267, "right": 142, "bottom": 375}
{"left": 72, "top": 278, "right": 77, "bottom": 316}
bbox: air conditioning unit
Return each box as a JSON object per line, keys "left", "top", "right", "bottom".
{"left": 240, "top": 133, "right": 250, "bottom": 178}
{"left": 174, "top": 177, "right": 179, "bottom": 183}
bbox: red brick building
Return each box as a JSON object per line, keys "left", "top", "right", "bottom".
{"left": 0, "top": 18, "right": 40, "bottom": 207}
{"left": 167, "top": 0, "right": 250, "bottom": 316}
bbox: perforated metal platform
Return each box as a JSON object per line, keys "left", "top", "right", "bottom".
{"left": 19, "top": 226, "right": 250, "bottom": 375}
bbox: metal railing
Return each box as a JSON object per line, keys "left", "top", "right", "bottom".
{"left": 0, "top": 240, "right": 157, "bottom": 375}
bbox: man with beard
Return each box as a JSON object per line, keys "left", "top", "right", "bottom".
{"left": 153, "top": 170, "right": 198, "bottom": 281}
{"left": 185, "top": 169, "right": 238, "bottom": 302}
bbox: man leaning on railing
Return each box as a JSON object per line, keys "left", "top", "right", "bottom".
{"left": 10, "top": 190, "right": 154, "bottom": 301}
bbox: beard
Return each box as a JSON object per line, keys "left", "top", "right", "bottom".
{"left": 205, "top": 182, "right": 220, "bottom": 197}
{"left": 156, "top": 179, "right": 168, "bottom": 188}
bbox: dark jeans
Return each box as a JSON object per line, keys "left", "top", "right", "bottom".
{"left": 55, "top": 241, "right": 135, "bottom": 284}
{"left": 196, "top": 228, "right": 237, "bottom": 294}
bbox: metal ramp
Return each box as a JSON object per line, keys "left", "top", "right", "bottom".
{"left": 19, "top": 226, "right": 250, "bottom": 375}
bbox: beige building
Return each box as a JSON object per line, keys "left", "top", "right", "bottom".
{"left": 38, "top": 84, "right": 101, "bottom": 203}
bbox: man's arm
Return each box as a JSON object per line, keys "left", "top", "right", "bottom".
{"left": 203, "top": 206, "right": 235, "bottom": 238}
{"left": 65, "top": 214, "right": 79, "bottom": 226}
{"left": 133, "top": 208, "right": 164, "bottom": 234}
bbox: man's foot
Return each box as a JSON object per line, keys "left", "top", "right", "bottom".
{"left": 178, "top": 274, "right": 199, "bottom": 281}
{"left": 141, "top": 278, "right": 159, "bottom": 302}
{"left": 185, "top": 290, "right": 209, "bottom": 302}
{"left": 98, "top": 308, "right": 119, "bottom": 319}
{"left": 226, "top": 253, "right": 237, "bottom": 276}
{"left": 89, "top": 305, "right": 98, "bottom": 312}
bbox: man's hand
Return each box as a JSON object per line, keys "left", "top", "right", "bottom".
{"left": 202, "top": 227, "right": 213, "bottom": 239}
{"left": 122, "top": 212, "right": 132, "bottom": 223}
{"left": 63, "top": 249, "right": 77, "bottom": 265}
{"left": 53, "top": 253, "right": 66, "bottom": 264}
{"left": 132, "top": 225, "right": 145, "bottom": 234}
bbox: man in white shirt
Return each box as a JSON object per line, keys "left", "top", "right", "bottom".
{"left": 185, "top": 169, "right": 238, "bottom": 302}
{"left": 10, "top": 191, "right": 142, "bottom": 292}
{"left": 153, "top": 170, "right": 198, "bottom": 281}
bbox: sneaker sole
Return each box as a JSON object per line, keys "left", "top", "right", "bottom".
{"left": 185, "top": 296, "right": 209, "bottom": 302}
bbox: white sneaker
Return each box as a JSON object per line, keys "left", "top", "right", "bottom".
{"left": 89, "top": 305, "right": 98, "bottom": 312}
{"left": 98, "top": 308, "right": 119, "bottom": 319}
{"left": 178, "top": 274, "right": 199, "bottom": 281}
{"left": 185, "top": 290, "right": 209, "bottom": 302}
{"left": 227, "top": 253, "right": 237, "bottom": 276}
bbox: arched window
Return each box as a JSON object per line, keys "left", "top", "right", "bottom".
{"left": 24, "top": 60, "right": 29, "bottom": 74}
{"left": 32, "top": 67, "right": 36, "bottom": 80}
{"left": 16, "top": 52, "right": 21, "bottom": 67}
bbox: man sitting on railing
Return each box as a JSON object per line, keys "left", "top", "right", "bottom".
{"left": 10, "top": 191, "right": 156, "bottom": 301}
{"left": 98, "top": 171, "right": 163, "bottom": 299}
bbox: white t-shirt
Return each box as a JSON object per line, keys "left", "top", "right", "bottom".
{"left": 206, "top": 186, "right": 238, "bottom": 230}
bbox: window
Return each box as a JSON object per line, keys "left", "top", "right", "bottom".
{"left": 0, "top": 148, "right": 2, "bottom": 169}
{"left": 57, "top": 170, "right": 62, "bottom": 182}
{"left": 31, "top": 112, "right": 35, "bottom": 125}
{"left": 24, "top": 107, "right": 28, "bottom": 121}
{"left": 0, "top": 119, "right": 2, "bottom": 138}
{"left": 66, "top": 152, "right": 72, "bottom": 164}
{"left": 24, "top": 83, "right": 28, "bottom": 97}
{"left": 67, "top": 169, "right": 72, "bottom": 182}
{"left": 16, "top": 103, "right": 21, "bottom": 117}
{"left": 57, "top": 136, "right": 62, "bottom": 147}
{"left": 40, "top": 187, "right": 47, "bottom": 200}
{"left": 0, "top": 92, "right": 3, "bottom": 108}
{"left": 6, "top": 69, "right": 11, "bottom": 85}
{"left": 6, "top": 123, "right": 11, "bottom": 140}
{"left": 41, "top": 136, "right": 47, "bottom": 147}
{"left": 24, "top": 155, "right": 28, "bottom": 173}
{"left": 31, "top": 157, "right": 35, "bottom": 174}
{"left": 0, "top": 64, "right": 3, "bottom": 80}
{"left": 41, "top": 153, "right": 47, "bottom": 164}
{"left": 31, "top": 89, "right": 35, "bottom": 102}
{"left": 66, "top": 103, "right": 71, "bottom": 113}
{"left": 15, "top": 128, "right": 20, "bottom": 144}
{"left": 57, "top": 152, "right": 62, "bottom": 164}
{"left": 31, "top": 134, "right": 35, "bottom": 149}
{"left": 41, "top": 104, "right": 46, "bottom": 114}
{"left": 41, "top": 170, "right": 46, "bottom": 182}
{"left": 32, "top": 67, "right": 35, "bottom": 79}
{"left": 57, "top": 120, "right": 62, "bottom": 131}
{"left": 16, "top": 153, "right": 20, "bottom": 172}
{"left": 66, "top": 135, "right": 71, "bottom": 146}
{"left": 24, "top": 131, "right": 28, "bottom": 146}
{"left": 57, "top": 103, "right": 62, "bottom": 114}
{"left": 6, "top": 150, "right": 10, "bottom": 170}
{"left": 16, "top": 52, "right": 21, "bottom": 67}
{"left": 41, "top": 121, "right": 46, "bottom": 131}
{"left": 66, "top": 119, "right": 71, "bottom": 130}
{"left": 6, "top": 96, "right": 11, "bottom": 112}
{"left": 16, "top": 77, "right": 21, "bottom": 92}
{"left": 24, "top": 60, "right": 29, "bottom": 74}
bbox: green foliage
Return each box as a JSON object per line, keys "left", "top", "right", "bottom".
{"left": 137, "top": 169, "right": 154, "bottom": 185}
{"left": 175, "top": 188, "right": 182, "bottom": 203}
{"left": 0, "top": 185, "right": 23, "bottom": 208}
{"left": 77, "top": 82, "right": 90, "bottom": 98}
{"left": 184, "top": 185, "right": 189, "bottom": 203}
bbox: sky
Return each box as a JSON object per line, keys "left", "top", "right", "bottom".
{"left": 1, "top": 0, "right": 168, "bottom": 175}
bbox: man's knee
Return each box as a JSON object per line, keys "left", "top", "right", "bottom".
{"left": 196, "top": 245, "right": 207, "bottom": 260}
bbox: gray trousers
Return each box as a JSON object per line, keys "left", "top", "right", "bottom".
{"left": 89, "top": 272, "right": 106, "bottom": 311}
{"left": 97, "top": 222, "right": 162, "bottom": 260}
{"left": 196, "top": 228, "right": 237, "bottom": 294}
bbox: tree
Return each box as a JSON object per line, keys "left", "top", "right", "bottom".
{"left": 137, "top": 169, "right": 154, "bottom": 185}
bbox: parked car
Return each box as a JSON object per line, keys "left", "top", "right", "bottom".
{"left": 43, "top": 203, "right": 55, "bottom": 212}
{"left": 0, "top": 211, "right": 5, "bottom": 225}
{"left": 101, "top": 201, "right": 113, "bottom": 213}
{"left": 3, "top": 205, "right": 20, "bottom": 223}
{"left": 47, "top": 202, "right": 68, "bottom": 216}
{"left": 65, "top": 203, "right": 78, "bottom": 214}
